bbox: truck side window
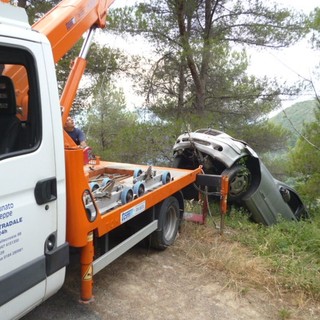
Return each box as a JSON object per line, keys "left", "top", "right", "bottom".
{"left": 0, "top": 46, "right": 41, "bottom": 158}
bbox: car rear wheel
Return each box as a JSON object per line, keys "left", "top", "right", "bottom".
{"left": 222, "top": 165, "right": 251, "bottom": 201}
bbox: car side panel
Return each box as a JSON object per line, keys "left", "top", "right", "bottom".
{"left": 243, "top": 163, "right": 297, "bottom": 225}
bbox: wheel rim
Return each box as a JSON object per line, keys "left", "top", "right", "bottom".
{"left": 162, "top": 171, "right": 171, "bottom": 184}
{"left": 133, "top": 168, "right": 142, "bottom": 178}
{"left": 126, "top": 189, "right": 133, "bottom": 202}
{"left": 163, "top": 205, "right": 177, "bottom": 241}
{"left": 133, "top": 181, "right": 145, "bottom": 197}
{"left": 121, "top": 187, "right": 133, "bottom": 204}
{"left": 229, "top": 171, "right": 250, "bottom": 196}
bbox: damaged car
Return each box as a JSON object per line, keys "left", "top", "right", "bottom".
{"left": 172, "top": 128, "right": 309, "bottom": 226}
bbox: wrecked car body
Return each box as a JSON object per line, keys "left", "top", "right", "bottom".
{"left": 172, "top": 128, "right": 309, "bottom": 226}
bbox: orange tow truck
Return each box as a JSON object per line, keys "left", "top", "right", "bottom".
{"left": 0, "top": 1, "right": 227, "bottom": 319}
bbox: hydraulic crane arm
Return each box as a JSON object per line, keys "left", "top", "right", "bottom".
{"left": 34, "top": 0, "right": 116, "bottom": 137}
{"left": 32, "top": 0, "right": 115, "bottom": 64}
{"left": 3, "top": 0, "right": 115, "bottom": 80}
{"left": 2, "top": 0, "right": 116, "bottom": 144}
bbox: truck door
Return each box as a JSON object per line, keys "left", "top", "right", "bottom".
{"left": 0, "top": 41, "right": 67, "bottom": 318}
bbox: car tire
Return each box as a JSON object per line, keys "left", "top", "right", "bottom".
{"left": 222, "top": 165, "right": 251, "bottom": 201}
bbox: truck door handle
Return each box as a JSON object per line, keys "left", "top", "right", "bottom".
{"left": 34, "top": 177, "right": 57, "bottom": 205}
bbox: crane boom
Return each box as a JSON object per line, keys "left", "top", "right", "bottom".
{"left": 32, "top": 0, "right": 115, "bottom": 63}
{"left": 3, "top": 0, "right": 115, "bottom": 143}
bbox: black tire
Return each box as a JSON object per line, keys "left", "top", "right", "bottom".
{"left": 222, "top": 165, "right": 251, "bottom": 201}
{"left": 150, "top": 197, "right": 180, "bottom": 250}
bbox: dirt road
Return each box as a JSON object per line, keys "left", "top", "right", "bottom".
{"left": 22, "top": 241, "right": 320, "bottom": 320}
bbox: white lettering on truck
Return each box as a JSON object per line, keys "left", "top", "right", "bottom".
{"left": 121, "top": 201, "right": 146, "bottom": 224}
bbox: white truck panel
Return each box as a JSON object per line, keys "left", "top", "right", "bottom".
{"left": 0, "top": 12, "right": 67, "bottom": 319}
{"left": 0, "top": 2, "right": 30, "bottom": 29}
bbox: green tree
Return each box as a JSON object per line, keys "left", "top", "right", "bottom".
{"left": 84, "top": 81, "right": 138, "bottom": 161}
{"left": 110, "top": 121, "right": 176, "bottom": 165}
{"left": 236, "top": 122, "right": 290, "bottom": 154}
{"left": 57, "top": 42, "right": 127, "bottom": 113}
{"left": 15, "top": 1, "right": 58, "bottom": 24}
{"left": 18, "top": 1, "right": 129, "bottom": 116}
{"left": 108, "top": 0, "right": 308, "bottom": 153}
{"left": 309, "top": 6, "right": 320, "bottom": 47}
{"left": 110, "top": 0, "right": 307, "bottom": 114}
{"left": 286, "top": 8, "right": 320, "bottom": 203}
{"left": 288, "top": 104, "right": 320, "bottom": 202}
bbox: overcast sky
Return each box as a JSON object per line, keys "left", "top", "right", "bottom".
{"left": 247, "top": 1, "right": 319, "bottom": 107}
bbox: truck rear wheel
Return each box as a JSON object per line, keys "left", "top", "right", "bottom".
{"left": 151, "top": 196, "right": 180, "bottom": 250}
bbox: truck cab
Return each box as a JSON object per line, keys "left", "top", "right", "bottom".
{"left": 0, "top": 4, "right": 68, "bottom": 319}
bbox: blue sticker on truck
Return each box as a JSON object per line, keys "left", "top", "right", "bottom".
{"left": 121, "top": 201, "right": 146, "bottom": 224}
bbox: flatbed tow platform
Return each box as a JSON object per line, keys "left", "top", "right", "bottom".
{"left": 65, "top": 151, "right": 205, "bottom": 302}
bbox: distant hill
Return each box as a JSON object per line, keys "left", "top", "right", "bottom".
{"left": 269, "top": 100, "right": 319, "bottom": 146}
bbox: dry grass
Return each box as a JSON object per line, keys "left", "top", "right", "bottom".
{"left": 173, "top": 218, "right": 318, "bottom": 310}
{"left": 175, "top": 221, "right": 274, "bottom": 292}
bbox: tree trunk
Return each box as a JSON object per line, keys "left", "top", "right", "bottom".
{"left": 175, "top": 0, "right": 205, "bottom": 112}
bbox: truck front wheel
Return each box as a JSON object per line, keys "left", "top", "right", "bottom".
{"left": 151, "top": 196, "right": 180, "bottom": 250}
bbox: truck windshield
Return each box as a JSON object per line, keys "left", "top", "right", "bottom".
{"left": 0, "top": 46, "right": 41, "bottom": 158}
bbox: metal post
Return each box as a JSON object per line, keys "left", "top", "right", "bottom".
{"left": 201, "top": 186, "right": 209, "bottom": 224}
{"left": 220, "top": 175, "right": 229, "bottom": 235}
{"left": 80, "top": 231, "right": 94, "bottom": 303}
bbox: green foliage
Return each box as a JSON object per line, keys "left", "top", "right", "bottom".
{"left": 108, "top": 0, "right": 309, "bottom": 156}
{"left": 231, "top": 122, "right": 290, "bottom": 154}
{"left": 265, "top": 100, "right": 319, "bottom": 188}
{"left": 20, "top": 1, "right": 58, "bottom": 24}
{"left": 288, "top": 105, "right": 320, "bottom": 202}
{"left": 309, "top": 7, "right": 320, "bottom": 47}
{"left": 278, "top": 309, "right": 291, "bottom": 320}
{"left": 109, "top": 122, "right": 176, "bottom": 165}
{"left": 226, "top": 207, "right": 320, "bottom": 299}
{"left": 57, "top": 42, "right": 126, "bottom": 114}
{"left": 84, "top": 81, "right": 179, "bottom": 165}
{"left": 260, "top": 152, "right": 290, "bottom": 181}
{"left": 25, "top": 1, "right": 312, "bottom": 166}
{"left": 270, "top": 100, "right": 318, "bottom": 147}
{"left": 84, "top": 81, "right": 132, "bottom": 160}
